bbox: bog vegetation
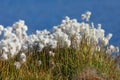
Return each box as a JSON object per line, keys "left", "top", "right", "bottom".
{"left": 0, "top": 11, "right": 120, "bottom": 80}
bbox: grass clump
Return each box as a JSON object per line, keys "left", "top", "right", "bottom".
{"left": 0, "top": 36, "right": 120, "bottom": 80}
{"left": 0, "top": 11, "right": 120, "bottom": 80}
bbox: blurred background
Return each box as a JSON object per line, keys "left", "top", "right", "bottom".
{"left": 0, "top": 0, "right": 120, "bottom": 47}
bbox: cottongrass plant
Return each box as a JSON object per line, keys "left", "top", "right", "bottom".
{"left": 0, "top": 11, "right": 120, "bottom": 80}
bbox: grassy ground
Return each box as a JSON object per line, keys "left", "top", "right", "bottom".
{"left": 0, "top": 37, "right": 120, "bottom": 80}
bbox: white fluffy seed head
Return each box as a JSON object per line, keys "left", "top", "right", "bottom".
{"left": 14, "top": 61, "right": 21, "bottom": 69}
{"left": 86, "top": 11, "right": 91, "bottom": 16}
{"left": 115, "top": 47, "right": 119, "bottom": 53}
{"left": 1, "top": 53, "right": 8, "bottom": 60}
{"left": 0, "top": 31, "right": 2, "bottom": 35}
{"left": 0, "top": 25, "right": 4, "bottom": 31}
{"left": 102, "top": 38, "right": 109, "bottom": 46}
{"left": 20, "top": 53, "right": 26, "bottom": 63}
{"left": 2, "top": 47, "right": 9, "bottom": 53}
{"left": 65, "top": 16, "right": 70, "bottom": 22}
{"left": 20, "top": 53, "right": 26, "bottom": 59}
{"left": 7, "top": 27, "right": 13, "bottom": 32}
{"left": 91, "top": 22, "right": 94, "bottom": 28}
{"left": 85, "top": 11, "right": 91, "bottom": 21}
{"left": 18, "top": 20, "right": 25, "bottom": 27}
{"left": 0, "top": 12, "right": 119, "bottom": 61}
{"left": 22, "top": 25, "right": 28, "bottom": 31}
{"left": 106, "top": 33, "right": 112, "bottom": 40}
{"left": 49, "top": 51, "right": 55, "bottom": 57}
{"left": 109, "top": 45, "right": 115, "bottom": 50}
{"left": 81, "top": 14, "right": 86, "bottom": 20}
{"left": 98, "top": 24, "right": 102, "bottom": 29}
{"left": 37, "top": 60, "right": 42, "bottom": 66}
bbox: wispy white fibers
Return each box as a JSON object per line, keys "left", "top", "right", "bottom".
{"left": 37, "top": 60, "right": 42, "bottom": 66}
{"left": 14, "top": 61, "right": 21, "bottom": 69}
{"left": 0, "top": 11, "right": 119, "bottom": 62}
{"left": 20, "top": 53, "right": 26, "bottom": 63}
{"left": 0, "top": 25, "right": 4, "bottom": 31}
{"left": 81, "top": 11, "right": 91, "bottom": 21}
{"left": 0, "top": 52, "right": 8, "bottom": 60}
{"left": 0, "top": 25, "right": 4, "bottom": 35}
{"left": 49, "top": 51, "right": 55, "bottom": 57}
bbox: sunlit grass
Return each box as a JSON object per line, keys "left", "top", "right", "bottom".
{"left": 0, "top": 37, "right": 120, "bottom": 80}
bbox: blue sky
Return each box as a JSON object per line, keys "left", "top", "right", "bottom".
{"left": 0, "top": 0, "right": 120, "bottom": 46}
